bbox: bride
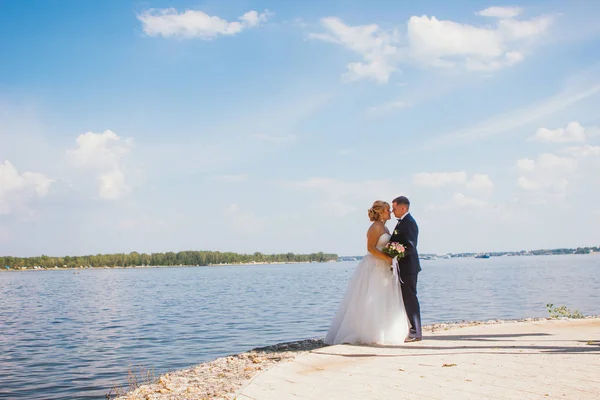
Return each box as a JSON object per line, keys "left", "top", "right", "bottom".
{"left": 324, "top": 200, "right": 410, "bottom": 345}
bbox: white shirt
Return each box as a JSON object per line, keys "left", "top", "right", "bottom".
{"left": 398, "top": 211, "right": 409, "bottom": 221}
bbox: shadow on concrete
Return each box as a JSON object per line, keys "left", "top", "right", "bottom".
{"left": 422, "top": 332, "right": 552, "bottom": 341}
{"left": 312, "top": 332, "right": 600, "bottom": 358}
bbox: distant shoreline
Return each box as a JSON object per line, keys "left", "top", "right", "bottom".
{"left": 2, "top": 252, "right": 598, "bottom": 272}
{"left": 343, "top": 250, "right": 600, "bottom": 262}
{"left": 2, "top": 251, "right": 338, "bottom": 271}
{"left": 0, "top": 260, "right": 333, "bottom": 272}
{"left": 3, "top": 246, "right": 597, "bottom": 272}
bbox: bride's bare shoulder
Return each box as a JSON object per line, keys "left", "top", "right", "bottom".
{"left": 367, "top": 221, "right": 385, "bottom": 236}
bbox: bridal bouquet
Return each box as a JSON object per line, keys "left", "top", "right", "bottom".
{"left": 383, "top": 242, "right": 406, "bottom": 281}
{"left": 382, "top": 242, "right": 406, "bottom": 259}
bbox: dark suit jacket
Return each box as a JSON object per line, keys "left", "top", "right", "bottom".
{"left": 389, "top": 213, "right": 421, "bottom": 274}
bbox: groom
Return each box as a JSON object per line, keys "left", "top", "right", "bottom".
{"left": 390, "top": 196, "right": 422, "bottom": 342}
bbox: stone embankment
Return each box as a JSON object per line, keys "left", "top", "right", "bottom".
{"left": 116, "top": 316, "right": 600, "bottom": 400}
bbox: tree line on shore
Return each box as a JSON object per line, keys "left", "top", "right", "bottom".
{"left": 2, "top": 250, "right": 338, "bottom": 269}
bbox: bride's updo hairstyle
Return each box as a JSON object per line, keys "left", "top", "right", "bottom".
{"left": 368, "top": 200, "right": 389, "bottom": 222}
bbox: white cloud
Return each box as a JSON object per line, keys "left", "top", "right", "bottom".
{"left": 138, "top": 8, "right": 270, "bottom": 39}
{"left": 66, "top": 130, "right": 133, "bottom": 200}
{"left": 427, "top": 191, "right": 490, "bottom": 211}
{"left": 407, "top": 13, "right": 551, "bottom": 71}
{"left": 516, "top": 158, "right": 535, "bottom": 172}
{"left": 517, "top": 176, "right": 542, "bottom": 190}
{"left": 239, "top": 10, "right": 270, "bottom": 27}
{"left": 531, "top": 121, "right": 587, "bottom": 143}
{"left": 520, "top": 154, "right": 576, "bottom": 173}
{"left": 308, "top": 17, "right": 400, "bottom": 83}
{"left": 536, "top": 153, "right": 578, "bottom": 170}
{"left": 99, "top": 170, "right": 128, "bottom": 200}
{"left": 516, "top": 153, "right": 577, "bottom": 199}
{"left": 464, "top": 50, "right": 524, "bottom": 71}
{"left": 452, "top": 192, "right": 487, "bottom": 208}
{"left": 498, "top": 15, "right": 554, "bottom": 41}
{"left": 560, "top": 145, "right": 600, "bottom": 158}
{"left": 516, "top": 124, "right": 600, "bottom": 201}
{"left": 310, "top": 9, "right": 553, "bottom": 82}
{"left": 413, "top": 171, "right": 467, "bottom": 187}
{"left": 408, "top": 16, "right": 503, "bottom": 65}
{"left": 368, "top": 100, "right": 407, "bottom": 113}
{"left": 476, "top": 7, "right": 523, "bottom": 19}
{"left": 414, "top": 172, "right": 493, "bottom": 209}
{"left": 67, "top": 130, "right": 132, "bottom": 169}
{"left": 0, "top": 160, "right": 53, "bottom": 215}
{"left": 465, "top": 174, "right": 494, "bottom": 195}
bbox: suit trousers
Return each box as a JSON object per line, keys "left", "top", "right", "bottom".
{"left": 400, "top": 272, "right": 422, "bottom": 338}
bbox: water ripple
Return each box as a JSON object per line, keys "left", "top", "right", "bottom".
{"left": 0, "top": 254, "right": 598, "bottom": 399}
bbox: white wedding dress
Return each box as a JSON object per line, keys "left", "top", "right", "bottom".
{"left": 324, "top": 232, "right": 410, "bottom": 345}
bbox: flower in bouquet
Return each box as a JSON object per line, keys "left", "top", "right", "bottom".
{"left": 382, "top": 242, "right": 406, "bottom": 259}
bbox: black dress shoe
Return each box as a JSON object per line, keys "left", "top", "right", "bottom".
{"left": 404, "top": 336, "right": 422, "bottom": 342}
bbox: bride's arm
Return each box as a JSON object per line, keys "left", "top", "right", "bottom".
{"left": 367, "top": 223, "right": 393, "bottom": 264}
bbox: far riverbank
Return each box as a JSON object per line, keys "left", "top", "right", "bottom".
{"left": 0, "top": 260, "right": 334, "bottom": 272}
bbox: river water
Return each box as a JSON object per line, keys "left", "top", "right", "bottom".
{"left": 1, "top": 254, "right": 598, "bottom": 399}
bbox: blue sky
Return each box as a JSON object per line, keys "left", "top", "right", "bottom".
{"left": 1, "top": 0, "right": 600, "bottom": 257}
